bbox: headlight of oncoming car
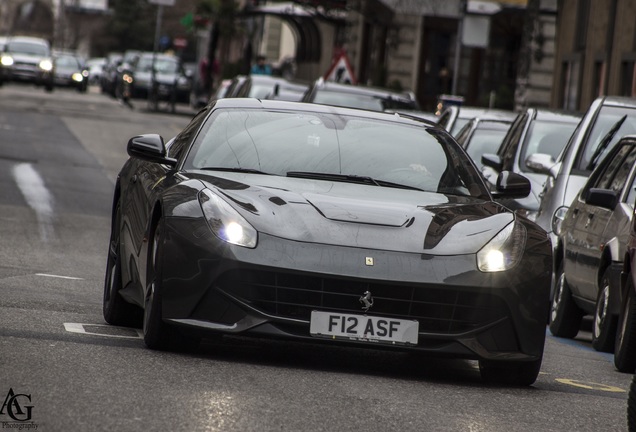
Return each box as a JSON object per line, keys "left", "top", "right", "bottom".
{"left": 198, "top": 189, "right": 257, "bottom": 248}
{"left": 39, "top": 59, "right": 53, "bottom": 71}
{"left": 552, "top": 206, "right": 569, "bottom": 236}
{"left": 1, "top": 55, "right": 14, "bottom": 66}
{"left": 477, "top": 222, "right": 526, "bottom": 272}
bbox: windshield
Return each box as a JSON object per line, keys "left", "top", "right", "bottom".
{"left": 463, "top": 123, "right": 510, "bottom": 163}
{"left": 185, "top": 109, "right": 490, "bottom": 198}
{"left": 575, "top": 105, "right": 636, "bottom": 172}
{"left": 519, "top": 120, "right": 577, "bottom": 172}
{"left": 136, "top": 57, "right": 179, "bottom": 74}
{"left": 7, "top": 41, "right": 48, "bottom": 57}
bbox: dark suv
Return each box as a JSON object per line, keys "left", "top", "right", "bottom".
{"left": 0, "top": 36, "right": 53, "bottom": 91}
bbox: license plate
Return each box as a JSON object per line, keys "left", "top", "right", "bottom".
{"left": 310, "top": 311, "right": 418, "bottom": 345}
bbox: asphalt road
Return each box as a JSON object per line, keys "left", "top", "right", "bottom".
{"left": 0, "top": 83, "right": 632, "bottom": 432}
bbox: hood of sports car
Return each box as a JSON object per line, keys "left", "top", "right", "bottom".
{"left": 196, "top": 173, "right": 515, "bottom": 255}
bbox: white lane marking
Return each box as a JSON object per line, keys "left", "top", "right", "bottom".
{"left": 12, "top": 162, "right": 55, "bottom": 241}
{"left": 64, "top": 323, "right": 143, "bottom": 339}
{"left": 36, "top": 273, "right": 84, "bottom": 281}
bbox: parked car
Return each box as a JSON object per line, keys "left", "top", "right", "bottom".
{"left": 130, "top": 52, "right": 192, "bottom": 104}
{"left": 533, "top": 96, "right": 636, "bottom": 299}
{"left": 0, "top": 36, "right": 53, "bottom": 91}
{"left": 52, "top": 51, "right": 88, "bottom": 92}
{"left": 103, "top": 98, "right": 551, "bottom": 386}
{"left": 437, "top": 105, "right": 496, "bottom": 137}
{"left": 454, "top": 110, "right": 517, "bottom": 169}
{"left": 550, "top": 135, "right": 636, "bottom": 353}
{"left": 233, "top": 74, "right": 308, "bottom": 101}
{"left": 301, "top": 78, "right": 421, "bottom": 112}
{"left": 480, "top": 108, "right": 582, "bottom": 220}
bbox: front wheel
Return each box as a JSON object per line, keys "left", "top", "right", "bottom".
{"left": 615, "top": 277, "right": 636, "bottom": 373}
{"left": 103, "top": 202, "right": 142, "bottom": 327}
{"left": 592, "top": 269, "right": 618, "bottom": 352}
{"left": 549, "top": 264, "right": 583, "bottom": 338}
{"left": 143, "top": 217, "right": 199, "bottom": 351}
{"left": 479, "top": 358, "right": 542, "bottom": 386}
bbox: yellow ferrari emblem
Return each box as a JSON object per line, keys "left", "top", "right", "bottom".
{"left": 365, "top": 257, "right": 374, "bottom": 266}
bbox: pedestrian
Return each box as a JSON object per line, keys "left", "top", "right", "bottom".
{"left": 251, "top": 55, "right": 272, "bottom": 75}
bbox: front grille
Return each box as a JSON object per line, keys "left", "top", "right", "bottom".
{"left": 216, "top": 270, "right": 508, "bottom": 334}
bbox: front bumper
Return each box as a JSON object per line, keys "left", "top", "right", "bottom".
{"left": 159, "top": 217, "right": 551, "bottom": 361}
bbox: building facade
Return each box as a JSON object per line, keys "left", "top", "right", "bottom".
{"left": 552, "top": 0, "right": 636, "bottom": 112}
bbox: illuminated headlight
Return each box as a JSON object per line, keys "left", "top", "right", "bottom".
{"left": 72, "top": 72, "right": 84, "bottom": 82}
{"left": 477, "top": 222, "right": 526, "bottom": 272}
{"left": 551, "top": 206, "right": 569, "bottom": 236}
{"left": 122, "top": 73, "right": 133, "bottom": 84}
{"left": 39, "top": 59, "right": 53, "bottom": 71}
{"left": 199, "top": 189, "right": 257, "bottom": 248}
{"left": 82, "top": 70, "right": 89, "bottom": 78}
{"left": 1, "top": 55, "right": 14, "bottom": 66}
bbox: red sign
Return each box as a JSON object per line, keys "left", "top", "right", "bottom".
{"left": 173, "top": 38, "right": 188, "bottom": 49}
{"left": 324, "top": 53, "right": 357, "bottom": 85}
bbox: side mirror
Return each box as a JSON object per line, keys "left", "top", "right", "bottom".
{"left": 493, "top": 171, "right": 531, "bottom": 199}
{"left": 525, "top": 153, "right": 556, "bottom": 176}
{"left": 127, "top": 134, "right": 177, "bottom": 167}
{"left": 585, "top": 188, "right": 619, "bottom": 210}
{"left": 481, "top": 153, "right": 503, "bottom": 171}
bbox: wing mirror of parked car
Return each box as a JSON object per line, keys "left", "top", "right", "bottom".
{"left": 525, "top": 153, "right": 559, "bottom": 177}
{"left": 585, "top": 188, "right": 619, "bottom": 210}
{"left": 492, "top": 171, "right": 531, "bottom": 199}
{"left": 127, "top": 134, "right": 177, "bottom": 167}
{"left": 481, "top": 153, "right": 503, "bottom": 171}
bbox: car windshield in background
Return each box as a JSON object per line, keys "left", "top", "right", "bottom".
{"left": 312, "top": 90, "right": 418, "bottom": 112}
{"left": 463, "top": 127, "right": 509, "bottom": 163}
{"left": 575, "top": 105, "right": 636, "bottom": 172}
{"left": 450, "top": 118, "right": 471, "bottom": 136}
{"left": 7, "top": 41, "right": 48, "bottom": 56}
{"left": 185, "top": 109, "right": 489, "bottom": 198}
{"left": 56, "top": 55, "right": 79, "bottom": 68}
{"left": 519, "top": 120, "right": 577, "bottom": 172}
{"left": 136, "top": 57, "right": 179, "bottom": 74}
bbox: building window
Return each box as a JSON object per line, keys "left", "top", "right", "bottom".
{"left": 593, "top": 60, "right": 606, "bottom": 99}
{"left": 560, "top": 60, "right": 581, "bottom": 111}
{"left": 621, "top": 61, "right": 636, "bottom": 97}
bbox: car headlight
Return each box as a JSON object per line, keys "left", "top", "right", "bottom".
{"left": 122, "top": 73, "right": 133, "bottom": 84}
{"left": 39, "top": 59, "right": 53, "bottom": 71}
{"left": 1, "top": 55, "right": 14, "bottom": 66}
{"left": 198, "top": 189, "right": 257, "bottom": 248}
{"left": 552, "top": 206, "right": 569, "bottom": 236}
{"left": 477, "top": 222, "right": 526, "bottom": 272}
{"left": 72, "top": 72, "right": 84, "bottom": 82}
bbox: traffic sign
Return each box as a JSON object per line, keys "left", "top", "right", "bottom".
{"left": 324, "top": 53, "right": 357, "bottom": 85}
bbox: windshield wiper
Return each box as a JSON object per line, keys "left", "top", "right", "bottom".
{"left": 587, "top": 115, "right": 627, "bottom": 170}
{"left": 286, "top": 171, "right": 424, "bottom": 191}
{"left": 200, "top": 167, "right": 270, "bottom": 175}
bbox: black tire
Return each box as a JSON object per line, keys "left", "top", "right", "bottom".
{"left": 629, "top": 375, "right": 636, "bottom": 431}
{"left": 615, "top": 278, "right": 636, "bottom": 373}
{"left": 479, "top": 358, "right": 543, "bottom": 386}
{"left": 103, "top": 203, "right": 142, "bottom": 327}
{"left": 143, "top": 217, "right": 199, "bottom": 351}
{"left": 549, "top": 264, "right": 583, "bottom": 338}
{"left": 592, "top": 269, "right": 618, "bottom": 352}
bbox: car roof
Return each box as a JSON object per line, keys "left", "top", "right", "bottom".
{"left": 599, "top": 96, "right": 636, "bottom": 108}
{"left": 211, "top": 98, "right": 439, "bottom": 127}
{"left": 6, "top": 35, "right": 49, "bottom": 45}
{"left": 312, "top": 80, "right": 417, "bottom": 101}
{"left": 530, "top": 108, "right": 582, "bottom": 123}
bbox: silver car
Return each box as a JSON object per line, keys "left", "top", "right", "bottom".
{"left": 532, "top": 96, "right": 636, "bottom": 295}
{"left": 550, "top": 136, "right": 636, "bottom": 353}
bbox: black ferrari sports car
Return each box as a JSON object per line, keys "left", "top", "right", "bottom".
{"left": 104, "top": 98, "right": 552, "bottom": 386}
